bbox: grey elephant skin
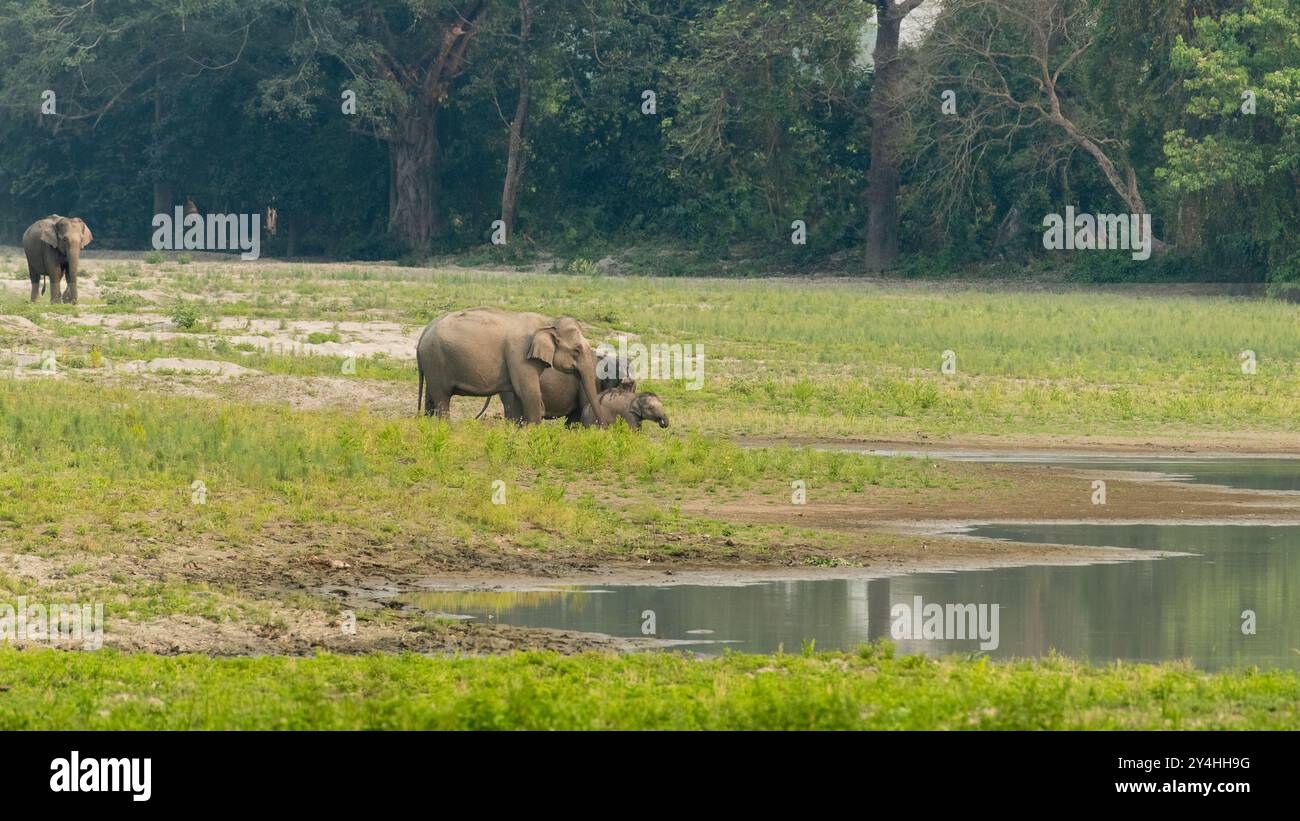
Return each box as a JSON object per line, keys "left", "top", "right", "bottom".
{"left": 582, "top": 388, "right": 670, "bottom": 430}
{"left": 476, "top": 353, "right": 633, "bottom": 425}
{"left": 23, "top": 215, "right": 93, "bottom": 304}
{"left": 416, "top": 308, "right": 611, "bottom": 425}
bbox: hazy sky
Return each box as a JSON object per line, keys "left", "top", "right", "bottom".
{"left": 860, "top": 1, "right": 942, "bottom": 65}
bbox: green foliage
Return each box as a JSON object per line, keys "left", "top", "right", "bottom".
{"left": 169, "top": 300, "right": 202, "bottom": 330}
{"left": 2, "top": 646, "right": 1297, "bottom": 730}
{"left": 0, "top": 0, "right": 1293, "bottom": 278}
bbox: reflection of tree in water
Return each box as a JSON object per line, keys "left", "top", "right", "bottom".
{"left": 402, "top": 587, "right": 589, "bottom": 617}
{"left": 965, "top": 524, "right": 1300, "bottom": 670}
{"left": 868, "top": 578, "right": 892, "bottom": 642}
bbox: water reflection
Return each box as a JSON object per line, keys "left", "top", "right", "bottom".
{"left": 407, "top": 524, "right": 1300, "bottom": 670}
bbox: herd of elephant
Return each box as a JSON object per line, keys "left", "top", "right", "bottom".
{"left": 417, "top": 308, "right": 670, "bottom": 430}
{"left": 18, "top": 219, "right": 669, "bottom": 432}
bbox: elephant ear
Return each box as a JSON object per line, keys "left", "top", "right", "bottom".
{"left": 75, "top": 219, "right": 92, "bottom": 247}
{"left": 38, "top": 219, "right": 59, "bottom": 248}
{"left": 527, "top": 327, "right": 557, "bottom": 367}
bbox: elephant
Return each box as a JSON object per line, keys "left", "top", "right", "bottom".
{"left": 23, "top": 215, "right": 92, "bottom": 304}
{"left": 581, "top": 387, "right": 670, "bottom": 430}
{"left": 474, "top": 353, "right": 634, "bottom": 425}
{"left": 416, "top": 307, "right": 612, "bottom": 426}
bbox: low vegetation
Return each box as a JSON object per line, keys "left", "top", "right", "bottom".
{"left": 4, "top": 644, "right": 1296, "bottom": 730}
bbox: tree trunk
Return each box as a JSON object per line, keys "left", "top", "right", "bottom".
{"left": 500, "top": 0, "right": 533, "bottom": 240}
{"left": 151, "top": 70, "right": 172, "bottom": 220}
{"left": 865, "top": 3, "right": 904, "bottom": 272}
{"left": 153, "top": 181, "right": 173, "bottom": 221}
{"left": 500, "top": 88, "right": 529, "bottom": 240}
{"left": 388, "top": 104, "right": 442, "bottom": 253}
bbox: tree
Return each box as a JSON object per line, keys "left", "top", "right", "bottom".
{"left": 277, "top": 2, "right": 490, "bottom": 252}
{"left": 919, "top": 0, "right": 1167, "bottom": 251}
{"left": 1159, "top": 0, "right": 1300, "bottom": 276}
{"left": 864, "top": 0, "right": 928, "bottom": 272}
{"left": 664, "top": 0, "right": 871, "bottom": 247}
{"left": 0, "top": 0, "right": 272, "bottom": 220}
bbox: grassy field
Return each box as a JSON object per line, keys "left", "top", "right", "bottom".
{"left": 4, "top": 254, "right": 1300, "bottom": 440}
{"left": 2, "top": 253, "right": 1299, "bottom": 727}
{"left": 3, "top": 643, "right": 1296, "bottom": 730}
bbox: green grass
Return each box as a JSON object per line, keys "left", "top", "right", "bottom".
{"left": 0, "top": 378, "right": 957, "bottom": 561}
{"left": 2, "top": 644, "right": 1296, "bottom": 729}
{"left": 8, "top": 262, "right": 1300, "bottom": 439}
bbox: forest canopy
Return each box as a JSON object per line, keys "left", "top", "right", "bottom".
{"left": 0, "top": 0, "right": 1296, "bottom": 286}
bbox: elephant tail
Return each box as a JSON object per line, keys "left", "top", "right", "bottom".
{"left": 417, "top": 363, "right": 424, "bottom": 417}
{"left": 474, "top": 396, "right": 493, "bottom": 420}
{"left": 40, "top": 278, "right": 46, "bottom": 296}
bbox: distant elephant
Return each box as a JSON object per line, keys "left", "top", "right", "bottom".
{"left": 581, "top": 387, "right": 670, "bottom": 430}
{"left": 23, "top": 215, "right": 92, "bottom": 304}
{"left": 416, "top": 307, "right": 612, "bottom": 425}
{"left": 474, "top": 353, "right": 634, "bottom": 425}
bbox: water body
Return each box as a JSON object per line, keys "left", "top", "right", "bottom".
{"left": 402, "top": 457, "right": 1300, "bottom": 670}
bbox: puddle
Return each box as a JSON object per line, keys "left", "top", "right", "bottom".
{"left": 384, "top": 453, "right": 1300, "bottom": 670}
{"left": 393, "top": 521, "right": 1298, "bottom": 670}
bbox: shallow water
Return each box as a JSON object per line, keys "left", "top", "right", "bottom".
{"left": 404, "top": 456, "right": 1300, "bottom": 670}
{"left": 406, "top": 523, "right": 1299, "bottom": 669}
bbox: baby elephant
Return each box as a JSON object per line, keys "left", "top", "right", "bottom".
{"left": 582, "top": 388, "right": 670, "bottom": 430}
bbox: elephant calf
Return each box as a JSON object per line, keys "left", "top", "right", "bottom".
{"left": 581, "top": 388, "right": 670, "bottom": 430}
{"left": 475, "top": 353, "right": 634, "bottom": 425}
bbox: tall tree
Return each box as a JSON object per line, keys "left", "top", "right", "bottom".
{"left": 280, "top": 2, "right": 489, "bottom": 252}
{"left": 0, "top": 0, "right": 269, "bottom": 221}
{"left": 919, "top": 0, "right": 1167, "bottom": 250}
{"left": 1159, "top": 0, "right": 1300, "bottom": 276}
{"left": 864, "top": 0, "right": 927, "bottom": 272}
{"left": 498, "top": 0, "right": 532, "bottom": 239}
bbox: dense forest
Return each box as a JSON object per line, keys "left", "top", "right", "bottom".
{"left": 0, "top": 0, "right": 1297, "bottom": 286}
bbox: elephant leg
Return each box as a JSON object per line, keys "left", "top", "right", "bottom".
{"left": 422, "top": 377, "right": 450, "bottom": 417}
{"left": 29, "top": 277, "right": 39, "bottom": 303}
{"left": 499, "top": 391, "right": 523, "bottom": 423}
{"left": 509, "top": 373, "right": 545, "bottom": 425}
{"left": 43, "top": 248, "right": 63, "bottom": 304}
{"left": 63, "top": 268, "right": 77, "bottom": 304}
{"left": 428, "top": 394, "right": 450, "bottom": 417}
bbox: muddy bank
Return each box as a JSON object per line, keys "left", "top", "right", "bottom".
{"left": 740, "top": 433, "right": 1300, "bottom": 456}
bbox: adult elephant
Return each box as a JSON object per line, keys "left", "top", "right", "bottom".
{"left": 23, "top": 215, "right": 93, "bottom": 304}
{"left": 416, "top": 308, "right": 611, "bottom": 425}
{"left": 474, "top": 353, "right": 634, "bottom": 425}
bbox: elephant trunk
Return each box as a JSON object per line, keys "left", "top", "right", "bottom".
{"left": 64, "top": 244, "right": 81, "bottom": 289}
{"left": 577, "top": 351, "right": 611, "bottom": 426}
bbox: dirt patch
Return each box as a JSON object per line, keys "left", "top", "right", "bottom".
{"left": 119, "top": 358, "right": 259, "bottom": 377}
{"left": 56, "top": 312, "right": 419, "bottom": 361}
{"left": 0, "top": 315, "right": 41, "bottom": 334}
{"left": 685, "top": 462, "right": 1300, "bottom": 536}
{"left": 98, "top": 613, "right": 657, "bottom": 656}
{"left": 742, "top": 433, "right": 1300, "bottom": 456}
